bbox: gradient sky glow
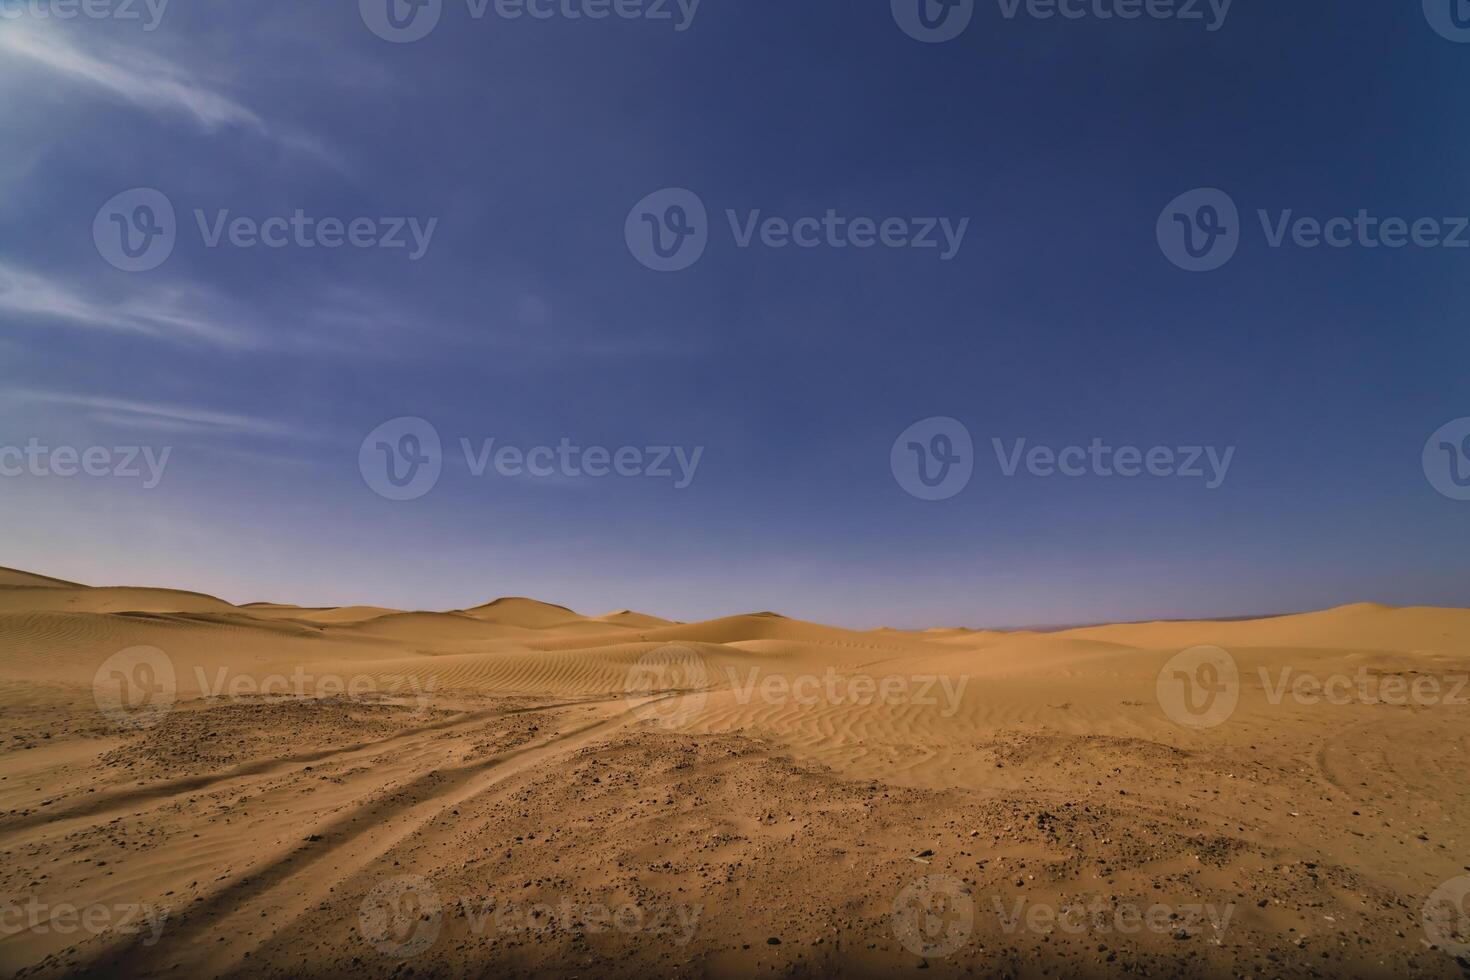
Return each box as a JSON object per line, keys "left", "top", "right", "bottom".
{"left": 2, "top": 1, "right": 1468, "bottom": 628}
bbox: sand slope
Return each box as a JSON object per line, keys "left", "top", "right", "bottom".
{"left": 1, "top": 567, "right": 1467, "bottom": 978}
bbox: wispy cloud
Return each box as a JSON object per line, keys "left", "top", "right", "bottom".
{"left": 2, "top": 389, "right": 295, "bottom": 438}
{"left": 0, "top": 263, "right": 481, "bottom": 357}
{"left": 0, "top": 262, "right": 261, "bottom": 348}
{"left": 0, "top": 21, "right": 261, "bottom": 133}
{"left": 0, "top": 21, "right": 343, "bottom": 167}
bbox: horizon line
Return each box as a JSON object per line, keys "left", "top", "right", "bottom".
{"left": 0, "top": 563, "right": 1438, "bottom": 635}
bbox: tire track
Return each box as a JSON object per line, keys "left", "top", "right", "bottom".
{"left": 73, "top": 696, "right": 669, "bottom": 978}
{"left": 0, "top": 694, "right": 627, "bottom": 841}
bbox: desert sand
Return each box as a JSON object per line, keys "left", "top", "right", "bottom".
{"left": 0, "top": 565, "right": 1467, "bottom": 978}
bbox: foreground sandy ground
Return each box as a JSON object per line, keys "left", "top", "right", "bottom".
{"left": 0, "top": 566, "right": 1467, "bottom": 978}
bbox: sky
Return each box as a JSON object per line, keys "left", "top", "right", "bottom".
{"left": 1, "top": 0, "right": 1468, "bottom": 628}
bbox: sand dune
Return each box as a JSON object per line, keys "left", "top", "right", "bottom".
{"left": 595, "top": 609, "right": 677, "bottom": 629}
{"left": 1066, "top": 602, "right": 1470, "bottom": 655}
{"left": 0, "top": 568, "right": 84, "bottom": 589}
{"left": 1, "top": 567, "right": 1467, "bottom": 978}
{"left": 458, "top": 596, "right": 588, "bottom": 629}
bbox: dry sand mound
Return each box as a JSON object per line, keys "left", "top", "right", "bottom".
{"left": 1, "top": 566, "right": 1467, "bottom": 978}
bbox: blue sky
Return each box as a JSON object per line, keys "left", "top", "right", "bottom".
{"left": 1, "top": 0, "right": 1467, "bottom": 627}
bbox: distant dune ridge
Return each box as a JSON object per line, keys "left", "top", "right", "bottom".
{"left": 1, "top": 566, "right": 1468, "bottom": 978}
